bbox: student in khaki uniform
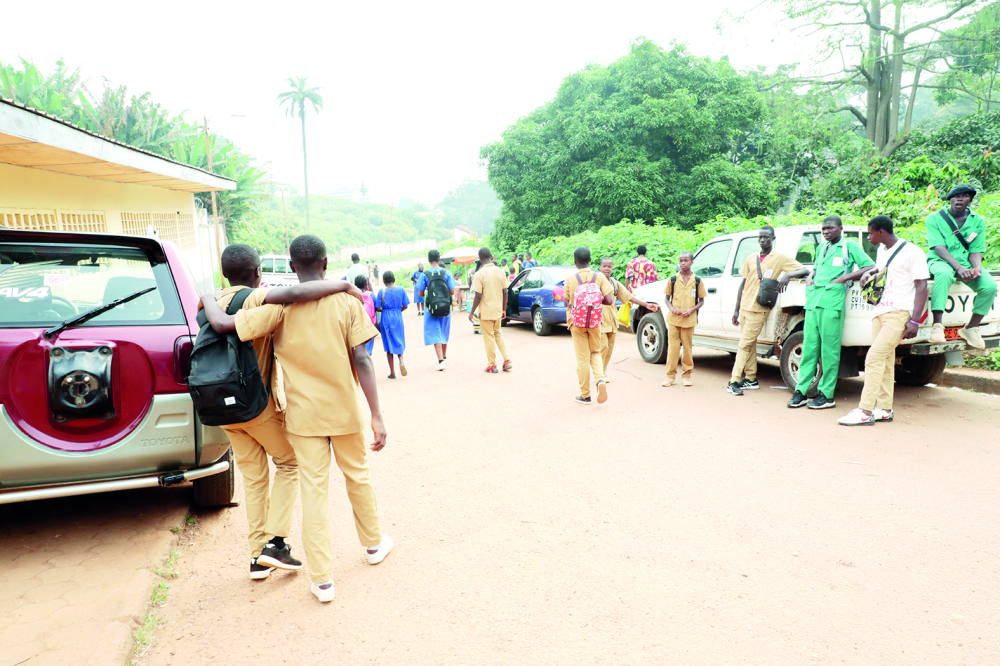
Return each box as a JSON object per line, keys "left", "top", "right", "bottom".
{"left": 661, "top": 251, "right": 708, "bottom": 387}
{"left": 201, "top": 235, "right": 392, "bottom": 604}
{"left": 597, "top": 257, "right": 658, "bottom": 380}
{"left": 210, "top": 243, "right": 364, "bottom": 580}
{"left": 728, "top": 225, "right": 808, "bottom": 396}
{"left": 469, "top": 247, "right": 513, "bottom": 373}
{"left": 564, "top": 247, "right": 615, "bottom": 404}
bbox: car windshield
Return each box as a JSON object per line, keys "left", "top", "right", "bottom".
{"left": 0, "top": 242, "right": 185, "bottom": 328}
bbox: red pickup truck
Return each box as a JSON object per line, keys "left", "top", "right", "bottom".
{"left": 0, "top": 229, "right": 233, "bottom": 506}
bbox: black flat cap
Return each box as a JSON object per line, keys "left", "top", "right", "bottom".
{"left": 945, "top": 184, "right": 977, "bottom": 200}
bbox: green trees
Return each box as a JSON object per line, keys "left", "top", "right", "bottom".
{"left": 277, "top": 76, "right": 323, "bottom": 227}
{"left": 480, "top": 40, "right": 777, "bottom": 249}
{"left": 435, "top": 179, "right": 501, "bottom": 237}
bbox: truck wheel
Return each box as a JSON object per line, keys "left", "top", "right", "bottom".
{"left": 895, "top": 354, "right": 946, "bottom": 386}
{"left": 637, "top": 313, "right": 668, "bottom": 364}
{"left": 532, "top": 307, "right": 552, "bottom": 336}
{"left": 193, "top": 447, "right": 235, "bottom": 508}
{"left": 779, "top": 330, "right": 820, "bottom": 396}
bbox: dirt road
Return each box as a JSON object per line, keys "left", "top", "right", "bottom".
{"left": 4, "top": 309, "right": 998, "bottom": 665}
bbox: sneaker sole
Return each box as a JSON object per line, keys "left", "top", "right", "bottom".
{"left": 741, "top": 385, "right": 760, "bottom": 390}
{"left": 875, "top": 416, "right": 894, "bottom": 422}
{"left": 574, "top": 398, "right": 592, "bottom": 404}
{"left": 838, "top": 420, "right": 875, "bottom": 426}
{"left": 958, "top": 331, "right": 986, "bottom": 349}
{"left": 596, "top": 382, "right": 608, "bottom": 404}
{"left": 400, "top": 363, "right": 407, "bottom": 377}
{"left": 787, "top": 402, "right": 807, "bottom": 408}
{"left": 257, "top": 554, "right": 303, "bottom": 570}
{"left": 808, "top": 402, "right": 837, "bottom": 410}
{"left": 727, "top": 388, "right": 743, "bottom": 395}
{"left": 250, "top": 569, "right": 272, "bottom": 580}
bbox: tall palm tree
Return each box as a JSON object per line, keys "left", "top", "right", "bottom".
{"left": 278, "top": 76, "right": 323, "bottom": 227}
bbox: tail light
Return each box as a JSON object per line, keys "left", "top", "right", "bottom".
{"left": 174, "top": 335, "right": 195, "bottom": 384}
{"left": 553, "top": 286, "right": 564, "bottom": 301}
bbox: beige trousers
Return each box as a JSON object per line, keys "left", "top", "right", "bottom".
{"left": 859, "top": 310, "right": 909, "bottom": 411}
{"left": 481, "top": 318, "right": 509, "bottom": 366}
{"left": 667, "top": 324, "right": 695, "bottom": 379}
{"left": 285, "top": 431, "right": 382, "bottom": 583}
{"left": 730, "top": 309, "right": 769, "bottom": 382}
{"left": 572, "top": 326, "right": 605, "bottom": 398}
{"left": 600, "top": 330, "right": 617, "bottom": 373}
{"left": 224, "top": 411, "right": 298, "bottom": 558}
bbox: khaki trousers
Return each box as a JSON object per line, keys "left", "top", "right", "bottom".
{"left": 285, "top": 431, "right": 382, "bottom": 583}
{"left": 859, "top": 310, "right": 908, "bottom": 411}
{"left": 666, "top": 324, "right": 695, "bottom": 379}
{"left": 572, "top": 326, "right": 605, "bottom": 398}
{"left": 600, "top": 330, "right": 617, "bottom": 373}
{"left": 481, "top": 318, "right": 509, "bottom": 366}
{"left": 224, "top": 411, "right": 298, "bottom": 558}
{"left": 730, "top": 309, "right": 769, "bottom": 382}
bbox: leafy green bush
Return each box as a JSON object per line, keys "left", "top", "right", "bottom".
{"left": 966, "top": 349, "right": 1000, "bottom": 371}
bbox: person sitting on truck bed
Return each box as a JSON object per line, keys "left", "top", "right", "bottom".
{"left": 788, "top": 216, "right": 874, "bottom": 410}
{"left": 839, "top": 216, "right": 929, "bottom": 426}
{"left": 728, "top": 225, "right": 808, "bottom": 396}
{"left": 925, "top": 184, "right": 996, "bottom": 350}
{"left": 211, "top": 243, "right": 366, "bottom": 581}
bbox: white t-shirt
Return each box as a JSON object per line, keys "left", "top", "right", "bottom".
{"left": 872, "top": 240, "right": 929, "bottom": 319}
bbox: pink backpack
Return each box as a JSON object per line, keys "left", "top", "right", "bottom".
{"left": 571, "top": 273, "right": 603, "bottom": 328}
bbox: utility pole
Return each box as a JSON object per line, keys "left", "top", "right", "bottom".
{"left": 203, "top": 117, "right": 223, "bottom": 281}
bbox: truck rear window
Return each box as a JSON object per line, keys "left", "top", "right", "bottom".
{"left": 0, "top": 243, "right": 185, "bottom": 328}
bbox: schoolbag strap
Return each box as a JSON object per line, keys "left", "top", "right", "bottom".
{"left": 227, "top": 287, "right": 254, "bottom": 315}
{"left": 940, "top": 208, "right": 971, "bottom": 251}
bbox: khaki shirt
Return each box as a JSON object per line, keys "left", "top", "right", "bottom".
{"left": 235, "top": 292, "right": 379, "bottom": 437}
{"left": 564, "top": 268, "right": 613, "bottom": 328}
{"left": 600, "top": 279, "right": 632, "bottom": 333}
{"left": 212, "top": 287, "right": 280, "bottom": 430}
{"left": 738, "top": 252, "right": 803, "bottom": 313}
{"left": 472, "top": 264, "right": 508, "bottom": 320}
{"left": 663, "top": 273, "right": 708, "bottom": 328}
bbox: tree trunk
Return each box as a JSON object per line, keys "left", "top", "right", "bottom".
{"left": 864, "top": 0, "right": 883, "bottom": 145}
{"left": 301, "top": 108, "right": 310, "bottom": 228}
{"left": 886, "top": 1, "right": 904, "bottom": 144}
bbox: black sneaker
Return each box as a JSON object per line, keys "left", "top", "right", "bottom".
{"left": 574, "top": 395, "right": 592, "bottom": 404}
{"left": 787, "top": 390, "right": 808, "bottom": 408}
{"left": 738, "top": 379, "right": 760, "bottom": 390}
{"left": 257, "top": 543, "right": 303, "bottom": 571}
{"left": 250, "top": 557, "right": 272, "bottom": 580}
{"left": 727, "top": 382, "right": 744, "bottom": 396}
{"left": 807, "top": 394, "right": 836, "bottom": 410}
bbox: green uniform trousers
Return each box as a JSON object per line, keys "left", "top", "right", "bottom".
{"left": 928, "top": 256, "right": 997, "bottom": 316}
{"left": 795, "top": 306, "right": 843, "bottom": 399}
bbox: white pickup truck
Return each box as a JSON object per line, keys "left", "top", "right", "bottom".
{"left": 629, "top": 225, "right": 1000, "bottom": 390}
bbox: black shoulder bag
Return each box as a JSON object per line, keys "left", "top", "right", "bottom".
{"left": 755, "top": 255, "right": 780, "bottom": 308}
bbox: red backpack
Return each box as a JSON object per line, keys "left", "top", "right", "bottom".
{"left": 571, "top": 273, "right": 604, "bottom": 328}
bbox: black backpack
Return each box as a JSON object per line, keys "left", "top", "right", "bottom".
{"left": 424, "top": 268, "right": 452, "bottom": 317}
{"left": 187, "top": 288, "right": 271, "bottom": 426}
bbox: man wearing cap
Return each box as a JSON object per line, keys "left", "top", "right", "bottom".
{"left": 925, "top": 184, "right": 997, "bottom": 349}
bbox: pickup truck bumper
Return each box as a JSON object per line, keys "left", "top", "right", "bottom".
{"left": 902, "top": 335, "right": 1000, "bottom": 355}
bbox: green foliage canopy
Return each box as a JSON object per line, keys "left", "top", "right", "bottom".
{"left": 481, "top": 40, "right": 778, "bottom": 249}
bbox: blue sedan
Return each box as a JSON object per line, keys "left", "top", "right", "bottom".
{"left": 504, "top": 265, "right": 577, "bottom": 335}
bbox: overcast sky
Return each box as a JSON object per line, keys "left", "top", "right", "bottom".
{"left": 3, "top": 0, "right": 812, "bottom": 206}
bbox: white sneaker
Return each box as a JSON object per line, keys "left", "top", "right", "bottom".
{"left": 437, "top": 359, "right": 446, "bottom": 371}
{"left": 929, "top": 322, "right": 946, "bottom": 343}
{"left": 837, "top": 408, "right": 875, "bottom": 426}
{"left": 311, "top": 580, "right": 335, "bottom": 602}
{"left": 958, "top": 326, "right": 985, "bottom": 349}
{"left": 367, "top": 535, "right": 394, "bottom": 565}
{"left": 872, "top": 408, "right": 893, "bottom": 422}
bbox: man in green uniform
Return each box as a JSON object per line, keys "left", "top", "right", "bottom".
{"left": 788, "top": 216, "right": 874, "bottom": 410}
{"left": 926, "top": 184, "right": 996, "bottom": 349}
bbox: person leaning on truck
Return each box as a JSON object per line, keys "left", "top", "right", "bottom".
{"left": 925, "top": 184, "right": 997, "bottom": 350}
{"left": 838, "top": 215, "right": 929, "bottom": 427}
{"left": 787, "top": 216, "right": 874, "bottom": 410}
{"left": 728, "top": 225, "right": 809, "bottom": 396}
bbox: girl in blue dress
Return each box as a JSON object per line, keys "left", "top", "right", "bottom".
{"left": 410, "top": 263, "right": 425, "bottom": 316}
{"left": 374, "top": 271, "right": 409, "bottom": 378}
